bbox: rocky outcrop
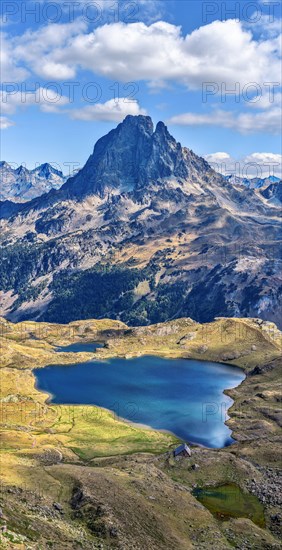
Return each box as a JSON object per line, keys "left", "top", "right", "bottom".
{"left": 260, "top": 180, "right": 282, "bottom": 204}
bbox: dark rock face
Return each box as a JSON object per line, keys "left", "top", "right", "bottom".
{"left": 60, "top": 115, "right": 205, "bottom": 198}
{"left": 249, "top": 360, "right": 278, "bottom": 376}
{"left": 0, "top": 200, "right": 23, "bottom": 220}
{"left": 261, "top": 181, "right": 282, "bottom": 203}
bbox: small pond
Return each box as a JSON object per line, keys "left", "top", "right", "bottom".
{"left": 55, "top": 342, "right": 103, "bottom": 353}
{"left": 193, "top": 483, "right": 265, "bottom": 527}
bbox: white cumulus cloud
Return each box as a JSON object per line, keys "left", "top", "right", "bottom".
{"left": 5, "top": 19, "right": 282, "bottom": 90}
{"left": 1, "top": 16, "right": 281, "bottom": 133}
{"left": 11, "top": 19, "right": 87, "bottom": 81}
{"left": 0, "top": 116, "right": 15, "bottom": 130}
{"left": 70, "top": 98, "right": 147, "bottom": 122}
{"left": 205, "top": 151, "right": 282, "bottom": 178}
{"left": 0, "top": 87, "right": 70, "bottom": 115}
{"left": 167, "top": 106, "right": 281, "bottom": 135}
{"left": 0, "top": 32, "right": 29, "bottom": 81}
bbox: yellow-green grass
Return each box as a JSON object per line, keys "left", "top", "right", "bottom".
{"left": 0, "top": 316, "right": 281, "bottom": 549}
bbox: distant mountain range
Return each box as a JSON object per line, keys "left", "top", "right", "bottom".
{"left": 1, "top": 161, "right": 280, "bottom": 206}
{"left": 224, "top": 174, "right": 282, "bottom": 206}
{"left": 0, "top": 161, "right": 66, "bottom": 202}
{"left": 224, "top": 174, "right": 280, "bottom": 190}
{"left": 0, "top": 116, "right": 281, "bottom": 327}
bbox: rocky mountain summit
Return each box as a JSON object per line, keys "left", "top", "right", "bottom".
{"left": 0, "top": 161, "right": 66, "bottom": 202}
{"left": 0, "top": 116, "right": 281, "bottom": 327}
{"left": 59, "top": 116, "right": 210, "bottom": 199}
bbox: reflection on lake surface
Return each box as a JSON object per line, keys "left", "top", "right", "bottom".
{"left": 34, "top": 352, "right": 245, "bottom": 448}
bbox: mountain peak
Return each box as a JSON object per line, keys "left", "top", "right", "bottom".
{"left": 123, "top": 114, "right": 154, "bottom": 133}
{"left": 62, "top": 116, "right": 199, "bottom": 198}
{"left": 35, "top": 163, "right": 64, "bottom": 178}
{"left": 15, "top": 165, "right": 29, "bottom": 176}
{"left": 0, "top": 161, "right": 11, "bottom": 169}
{"left": 38, "top": 162, "right": 52, "bottom": 172}
{"left": 155, "top": 120, "right": 169, "bottom": 134}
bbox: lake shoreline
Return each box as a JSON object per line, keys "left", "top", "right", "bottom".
{"left": 34, "top": 354, "right": 245, "bottom": 450}
{"left": 1, "top": 316, "right": 281, "bottom": 548}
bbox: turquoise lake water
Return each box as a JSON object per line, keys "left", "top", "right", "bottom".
{"left": 34, "top": 351, "right": 245, "bottom": 448}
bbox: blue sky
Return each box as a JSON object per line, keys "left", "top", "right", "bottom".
{"left": 0, "top": 0, "right": 281, "bottom": 178}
